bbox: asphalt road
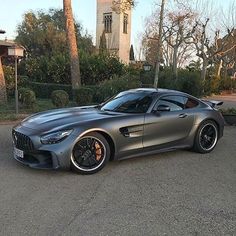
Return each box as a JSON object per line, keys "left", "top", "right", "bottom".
{"left": 0, "top": 125, "right": 236, "bottom": 236}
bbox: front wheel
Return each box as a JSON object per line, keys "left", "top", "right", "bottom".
{"left": 71, "top": 132, "right": 110, "bottom": 174}
{"left": 193, "top": 120, "right": 218, "bottom": 153}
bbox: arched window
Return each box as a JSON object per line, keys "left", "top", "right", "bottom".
{"left": 103, "top": 13, "right": 112, "bottom": 33}
{"left": 123, "top": 13, "right": 128, "bottom": 34}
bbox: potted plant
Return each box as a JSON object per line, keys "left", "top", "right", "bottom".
{"left": 220, "top": 108, "right": 236, "bottom": 125}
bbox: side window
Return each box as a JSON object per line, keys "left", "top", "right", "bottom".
{"left": 184, "top": 97, "right": 199, "bottom": 109}
{"left": 156, "top": 96, "right": 185, "bottom": 111}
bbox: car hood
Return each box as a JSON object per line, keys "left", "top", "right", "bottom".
{"left": 21, "top": 106, "right": 120, "bottom": 133}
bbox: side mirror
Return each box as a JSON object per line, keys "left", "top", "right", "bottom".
{"left": 155, "top": 104, "right": 171, "bottom": 112}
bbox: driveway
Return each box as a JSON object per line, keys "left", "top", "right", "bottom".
{"left": 0, "top": 125, "right": 236, "bottom": 236}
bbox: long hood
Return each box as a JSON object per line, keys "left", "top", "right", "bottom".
{"left": 21, "top": 107, "right": 119, "bottom": 133}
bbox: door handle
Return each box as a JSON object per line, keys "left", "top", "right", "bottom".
{"left": 179, "top": 113, "right": 187, "bottom": 118}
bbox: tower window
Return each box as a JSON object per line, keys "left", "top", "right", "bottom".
{"left": 103, "top": 13, "right": 112, "bottom": 33}
{"left": 123, "top": 13, "right": 128, "bottom": 34}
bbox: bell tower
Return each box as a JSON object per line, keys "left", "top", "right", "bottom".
{"left": 96, "top": 0, "right": 132, "bottom": 64}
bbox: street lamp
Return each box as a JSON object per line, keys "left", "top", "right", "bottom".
{"left": 8, "top": 45, "right": 24, "bottom": 114}
{"left": 140, "top": 62, "right": 152, "bottom": 88}
{"left": 143, "top": 62, "right": 152, "bottom": 72}
{"left": 0, "top": 30, "right": 6, "bottom": 34}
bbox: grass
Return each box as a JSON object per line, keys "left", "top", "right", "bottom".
{"left": 0, "top": 98, "right": 75, "bottom": 122}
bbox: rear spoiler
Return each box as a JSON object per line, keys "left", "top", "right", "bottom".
{"left": 202, "top": 100, "right": 223, "bottom": 108}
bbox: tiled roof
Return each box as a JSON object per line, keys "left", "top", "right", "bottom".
{"left": 0, "top": 40, "right": 16, "bottom": 47}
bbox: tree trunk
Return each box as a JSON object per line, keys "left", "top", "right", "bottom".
{"left": 216, "top": 59, "right": 223, "bottom": 77}
{"left": 63, "top": 0, "right": 81, "bottom": 90}
{"left": 201, "top": 58, "right": 208, "bottom": 81}
{"left": 154, "top": 0, "right": 165, "bottom": 88}
{"left": 0, "top": 57, "right": 7, "bottom": 104}
{"left": 172, "top": 46, "right": 178, "bottom": 79}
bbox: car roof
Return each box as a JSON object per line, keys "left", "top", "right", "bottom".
{"left": 126, "top": 88, "right": 188, "bottom": 96}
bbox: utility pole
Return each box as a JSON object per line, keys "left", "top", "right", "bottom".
{"left": 154, "top": 0, "right": 165, "bottom": 88}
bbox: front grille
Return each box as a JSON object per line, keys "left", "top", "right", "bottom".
{"left": 12, "top": 130, "right": 34, "bottom": 151}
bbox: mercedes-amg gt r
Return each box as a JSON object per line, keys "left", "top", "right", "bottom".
{"left": 12, "top": 88, "right": 224, "bottom": 174}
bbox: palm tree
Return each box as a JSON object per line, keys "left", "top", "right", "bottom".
{"left": 63, "top": 0, "right": 81, "bottom": 90}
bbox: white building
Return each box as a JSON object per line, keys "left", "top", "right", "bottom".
{"left": 96, "top": 0, "right": 132, "bottom": 64}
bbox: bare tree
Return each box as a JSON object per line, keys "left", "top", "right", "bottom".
{"left": 221, "top": 0, "right": 236, "bottom": 30}
{"left": 162, "top": 10, "right": 197, "bottom": 78}
{"left": 215, "top": 29, "right": 236, "bottom": 77}
{"left": 63, "top": 0, "right": 81, "bottom": 90}
{"left": 188, "top": 19, "right": 236, "bottom": 81}
{"left": 143, "top": 3, "right": 197, "bottom": 78}
{"left": 142, "top": 36, "right": 159, "bottom": 67}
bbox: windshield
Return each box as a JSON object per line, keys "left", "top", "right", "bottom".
{"left": 101, "top": 93, "right": 154, "bottom": 113}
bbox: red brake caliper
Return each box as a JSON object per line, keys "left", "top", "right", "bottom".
{"left": 95, "top": 142, "right": 102, "bottom": 161}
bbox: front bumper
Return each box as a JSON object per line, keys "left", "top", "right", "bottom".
{"left": 12, "top": 126, "right": 78, "bottom": 170}
{"left": 13, "top": 149, "right": 60, "bottom": 170}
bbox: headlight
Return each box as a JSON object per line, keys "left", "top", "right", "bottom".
{"left": 40, "top": 130, "right": 73, "bottom": 144}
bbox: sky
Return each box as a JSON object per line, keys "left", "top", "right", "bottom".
{"left": 0, "top": 0, "right": 234, "bottom": 47}
{"left": 0, "top": 0, "right": 155, "bottom": 44}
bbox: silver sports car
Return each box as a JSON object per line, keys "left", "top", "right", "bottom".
{"left": 12, "top": 88, "right": 224, "bottom": 174}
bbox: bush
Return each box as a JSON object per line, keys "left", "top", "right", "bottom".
{"left": 20, "top": 79, "right": 73, "bottom": 99}
{"left": 18, "top": 88, "right": 28, "bottom": 102}
{"left": 158, "top": 68, "right": 203, "bottom": 97}
{"left": 203, "top": 76, "right": 221, "bottom": 95}
{"left": 74, "top": 87, "right": 94, "bottom": 106}
{"left": 18, "top": 87, "right": 36, "bottom": 108}
{"left": 140, "top": 70, "right": 155, "bottom": 86}
{"left": 95, "top": 74, "right": 141, "bottom": 103}
{"left": 220, "top": 108, "right": 236, "bottom": 115}
{"left": 51, "top": 90, "right": 69, "bottom": 108}
{"left": 219, "top": 76, "right": 233, "bottom": 91}
{"left": 20, "top": 53, "right": 127, "bottom": 86}
{"left": 177, "top": 70, "right": 203, "bottom": 97}
{"left": 3, "top": 65, "right": 15, "bottom": 96}
{"left": 159, "top": 67, "right": 177, "bottom": 90}
{"left": 80, "top": 53, "right": 126, "bottom": 85}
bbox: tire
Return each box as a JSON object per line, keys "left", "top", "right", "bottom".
{"left": 71, "top": 132, "right": 110, "bottom": 174}
{"left": 193, "top": 120, "right": 218, "bottom": 154}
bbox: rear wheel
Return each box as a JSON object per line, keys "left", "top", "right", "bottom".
{"left": 71, "top": 132, "right": 110, "bottom": 174}
{"left": 193, "top": 120, "right": 218, "bottom": 153}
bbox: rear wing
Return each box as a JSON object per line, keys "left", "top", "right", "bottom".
{"left": 202, "top": 100, "right": 223, "bottom": 108}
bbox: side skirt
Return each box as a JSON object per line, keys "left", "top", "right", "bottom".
{"left": 115, "top": 144, "right": 191, "bottom": 161}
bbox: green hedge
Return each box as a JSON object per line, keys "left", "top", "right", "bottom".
{"left": 94, "top": 74, "right": 141, "bottom": 103}
{"left": 18, "top": 70, "right": 222, "bottom": 105}
{"left": 74, "top": 87, "right": 94, "bottom": 106}
{"left": 21, "top": 80, "right": 73, "bottom": 99}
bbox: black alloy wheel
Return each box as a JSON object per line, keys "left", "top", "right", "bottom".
{"left": 194, "top": 120, "right": 218, "bottom": 153}
{"left": 71, "top": 132, "right": 110, "bottom": 174}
